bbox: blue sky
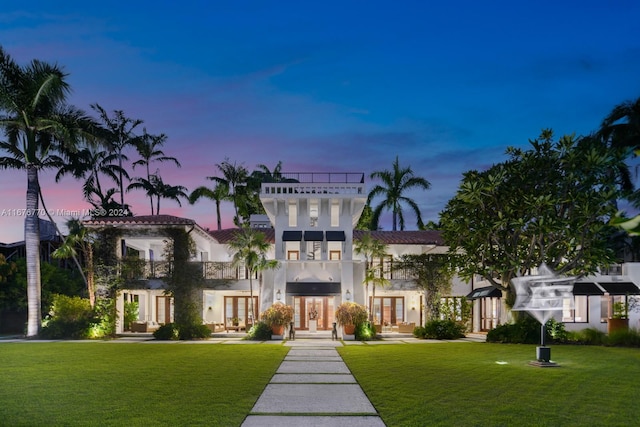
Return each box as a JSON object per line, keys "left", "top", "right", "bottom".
{"left": 1, "top": 1, "right": 640, "bottom": 242}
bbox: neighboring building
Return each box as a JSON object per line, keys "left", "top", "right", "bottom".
{"left": 82, "top": 172, "right": 640, "bottom": 335}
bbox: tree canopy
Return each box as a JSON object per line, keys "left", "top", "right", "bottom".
{"left": 440, "top": 130, "right": 626, "bottom": 305}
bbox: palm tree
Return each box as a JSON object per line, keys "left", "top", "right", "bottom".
{"left": 55, "top": 144, "right": 127, "bottom": 211}
{"left": 131, "top": 129, "right": 181, "bottom": 214}
{"left": 354, "top": 232, "right": 388, "bottom": 320}
{"left": 211, "top": 158, "right": 248, "bottom": 225}
{"left": 189, "top": 182, "right": 230, "bottom": 230}
{"left": 52, "top": 219, "right": 95, "bottom": 307}
{"left": 368, "top": 156, "right": 431, "bottom": 231}
{"left": 128, "top": 173, "right": 188, "bottom": 215}
{"left": 599, "top": 97, "right": 640, "bottom": 201}
{"left": 91, "top": 103, "right": 143, "bottom": 210}
{"left": 228, "top": 226, "right": 274, "bottom": 322}
{"left": 0, "top": 47, "right": 96, "bottom": 336}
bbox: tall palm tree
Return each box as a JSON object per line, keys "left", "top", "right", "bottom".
{"left": 131, "top": 129, "right": 181, "bottom": 214}
{"left": 128, "top": 173, "right": 188, "bottom": 215}
{"left": 211, "top": 158, "right": 248, "bottom": 225}
{"left": 0, "top": 47, "right": 96, "bottom": 336}
{"left": 55, "top": 144, "right": 127, "bottom": 211}
{"left": 354, "top": 232, "right": 388, "bottom": 320}
{"left": 228, "top": 226, "right": 274, "bottom": 322}
{"left": 368, "top": 156, "right": 431, "bottom": 231}
{"left": 189, "top": 182, "right": 230, "bottom": 230}
{"left": 91, "top": 103, "right": 143, "bottom": 210}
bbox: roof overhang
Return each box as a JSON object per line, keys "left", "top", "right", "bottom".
{"left": 466, "top": 286, "right": 502, "bottom": 300}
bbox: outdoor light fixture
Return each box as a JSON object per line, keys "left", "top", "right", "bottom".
{"left": 346, "top": 289, "right": 351, "bottom": 301}
{"left": 276, "top": 289, "right": 282, "bottom": 301}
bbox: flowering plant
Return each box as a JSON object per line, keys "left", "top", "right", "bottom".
{"left": 335, "top": 302, "right": 368, "bottom": 326}
{"left": 260, "top": 302, "right": 294, "bottom": 326}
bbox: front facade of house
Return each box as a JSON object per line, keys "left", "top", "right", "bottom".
{"left": 84, "top": 173, "right": 640, "bottom": 335}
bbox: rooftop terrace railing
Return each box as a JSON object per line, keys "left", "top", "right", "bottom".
{"left": 277, "top": 172, "right": 365, "bottom": 183}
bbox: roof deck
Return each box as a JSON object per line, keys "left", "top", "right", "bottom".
{"left": 261, "top": 172, "right": 365, "bottom": 196}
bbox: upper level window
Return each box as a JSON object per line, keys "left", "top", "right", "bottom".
{"left": 289, "top": 202, "right": 297, "bottom": 227}
{"left": 309, "top": 200, "right": 318, "bottom": 227}
{"left": 331, "top": 201, "right": 340, "bottom": 227}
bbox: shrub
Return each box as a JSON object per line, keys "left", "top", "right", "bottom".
{"left": 421, "top": 319, "right": 466, "bottom": 340}
{"left": 355, "top": 321, "right": 377, "bottom": 341}
{"left": 486, "top": 316, "right": 541, "bottom": 344}
{"left": 40, "top": 294, "right": 96, "bottom": 339}
{"left": 413, "top": 325, "right": 426, "bottom": 338}
{"left": 153, "top": 323, "right": 178, "bottom": 340}
{"left": 260, "top": 302, "right": 294, "bottom": 327}
{"left": 608, "top": 328, "right": 640, "bottom": 347}
{"left": 177, "top": 323, "right": 211, "bottom": 340}
{"left": 546, "top": 318, "right": 569, "bottom": 343}
{"left": 335, "top": 302, "right": 368, "bottom": 326}
{"left": 245, "top": 321, "right": 272, "bottom": 341}
{"left": 566, "top": 328, "right": 607, "bottom": 345}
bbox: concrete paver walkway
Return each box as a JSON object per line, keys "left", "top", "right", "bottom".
{"left": 241, "top": 340, "right": 386, "bottom": 427}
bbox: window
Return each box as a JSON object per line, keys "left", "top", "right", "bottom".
{"left": 225, "top": 296, "right": 259, "bottom": 328}
{"left": 370, "top": 296, "right": 404, "bottom": 325}
{"left": 329, "top": 250, "right": 341, "bottom": 260}
{"left": 287, "top": 250, "right": 300, "bottom": 260}
{"left": 309, "top": 200, "right": 319, "bottom": 227}
{"left": 331, "top": 201, "right": 340, "bottom": 227}
{"left": 440, "top": 297, "right": 470, "bottom": 322}
{"left": 288, "top": 201, "right": 297, "bottom": 227}
{"left": 601, "top": 295, "right": 627, "bottom": 323}
{"left": 563, "top": 295, "right": 588, "bottom": 322}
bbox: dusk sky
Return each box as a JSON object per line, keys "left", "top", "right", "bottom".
{"left": 2, "top": 1, "right": 640, "bottom": 243}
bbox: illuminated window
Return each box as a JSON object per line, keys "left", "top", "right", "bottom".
{"left": 562, "top": 295, "right": 588, "bottom": 322}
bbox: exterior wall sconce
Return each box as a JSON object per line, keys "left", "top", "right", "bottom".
{"left": 346, "top": 289, "right": 351, "bottom": 301}
{"left": 276, "top": 289, "right": 282, "bottom": 301}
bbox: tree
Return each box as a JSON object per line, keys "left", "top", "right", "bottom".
{"left": 395, "top": 253, "right": 454, "bottom": 321}
{"left": 228, "top": 226, "right": 274, "bottom": 322}
{"left": 55, "top": 144, "right": 126, "bottom": 213}
{"left": 131, "top": 129, "right": 181, "bottom": 215}
{"left": 355, "top": 203, "right": 376, "bottom": 230}
{"left": 368, "top": 156, "right": 431, "bottom": 231}
{"left": 354, "top": 232, "right": 388, "bottom": 320}
{"left": 91, "top": 104, "right": 143, "bottom": 210}
{"left": 0, "top": 47, "right": 96, "bottom": 336}
{"left": 211, "top": 158, "right": 248, "bottom": 226}
{"left": 440, "top": 130, "right": 626, "bottom": 307}
{"left": 52, "top": 219, "right": 95, "bottom": 307}
{"left": 189, "top": 182, "right": 230, "bottom": 230}
{"left": 128, "top": 173, "right": 188, "bottom": 215}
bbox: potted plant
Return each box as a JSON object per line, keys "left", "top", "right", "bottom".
{"left": 231, "top": 317, "right": 240, "bottom": 326}
{"left": 260, "top": 302, "right": 294, "bottom": 335}
{"left": 335, "top": 302, "right": 368, "bottom": 335}
{"left": 607, "top": 301, "right": 629, "bottom": 333}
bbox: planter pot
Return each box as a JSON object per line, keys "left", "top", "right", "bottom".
{"left": 607, "top": 318, "right": 629, "bottom": 333}
{"left": 343, "top": 324, "right": 356, "bottom": 335}
{"left": 271, "top": 325, "right": 285, "bottom": 335}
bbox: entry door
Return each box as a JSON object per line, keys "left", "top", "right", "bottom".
{"left": 306, "top": 298, "right": 324, "bottom": 329}
{"left": 156, "top": 296, "right": 173, "bottom": 324}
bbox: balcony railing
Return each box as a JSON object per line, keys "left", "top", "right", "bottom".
{"left": 119, "top": 260, "right": 257, "bottom": 281}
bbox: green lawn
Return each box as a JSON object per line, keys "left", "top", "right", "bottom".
{"left": 339, "top": 342, "right": 640, "bottom": 427}
{"left": 0, "top": 342, "right": 288, "bottom": 426}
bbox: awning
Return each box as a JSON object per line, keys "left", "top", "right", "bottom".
{"left": 286, "top": 282, "right": 341, "bottom": 296}
{"left": 466, "top": 286, "right": 502, "bottom": 300}
{"left": 282, "top": 231, "right": 302, "bottom": 241}
{"left": 573, "top": 282, "right": 604, "bottom": 296}
{"left": 304, "top": 231, "right": 324, "bottom": 241}
{"left": 326, "top": 231, "right": 346, "bottom": 241}
{"left": 598, "top": 282, "right": 640, "bottom": 295}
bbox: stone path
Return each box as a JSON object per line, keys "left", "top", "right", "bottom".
{"left": 241, "top": 339, "right": 386, "bottom": 427}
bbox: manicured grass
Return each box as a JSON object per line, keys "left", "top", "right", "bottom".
{"left": 339, "top": 342, "right": 640, "bottom": 427}
{"left": 0, "top": 342, "right": 288, "bottom": 426}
